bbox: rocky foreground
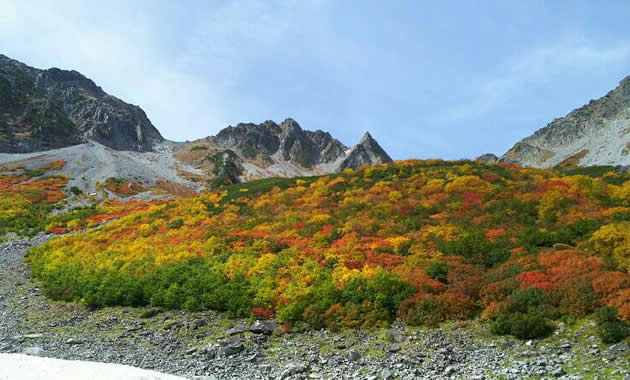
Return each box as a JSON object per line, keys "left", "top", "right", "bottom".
{"left": 1, "top": 235, "right": 629, "bottom": 380}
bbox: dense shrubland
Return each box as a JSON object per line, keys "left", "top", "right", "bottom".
{"left": 0, "top": 160, "right": 68, "bottom": 236}
{"left": 0, "top": 160, "right": 156, "bottom": 236}
{"left": 24, "top": 160, "right": 630, "bottom": 339}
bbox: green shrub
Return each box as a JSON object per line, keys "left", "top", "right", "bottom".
{"left": 598, "top": 321, "right": 629, "bottom": 344}
{"left": 510, "top": 288, "right": 551, "bottom": 314}
{"left": 167, "top": 218, "right": 184, "bottom": 230}
{"left": 490, "top": 311, "right": 554, "bottom": 339}
{"left": 426, "top": 260, "right": 449, "bottom": 283}
{"left": 399, "top": 297, "right": 444, "bottom": 327}
{"left": 595, "top": 306, "right": 630, "bottom": 343}
{"left": 436, "top": 230, "right": 510, "bottom": 267}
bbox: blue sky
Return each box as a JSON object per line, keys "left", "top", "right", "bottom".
{"left": 1, "top": 1, "right": 630, "bottom": 159}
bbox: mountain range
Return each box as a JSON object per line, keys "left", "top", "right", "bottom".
{"left": 4, "top": 52, "right": 630, "bottom": 198}
{"left": 0, "top": 54, "right": 391, "bottom": 196}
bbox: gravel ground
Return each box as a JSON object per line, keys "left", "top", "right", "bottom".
{"left": 0, "top": 141, "right": 202, "bottom": 193}
{"left": 1, "top": 235, "right": 630, "bottom": 379}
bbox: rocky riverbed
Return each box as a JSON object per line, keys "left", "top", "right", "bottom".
{"left": 1, "top": 235, "right": 629, "bottom": 379}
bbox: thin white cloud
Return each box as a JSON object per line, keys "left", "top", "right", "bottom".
{"left": 0, "top": 0, "right": 339, "bottom": 141}
{"left": 435, "top": 40, "right": 630, "bottom": 123}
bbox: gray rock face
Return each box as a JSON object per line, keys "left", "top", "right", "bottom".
{"left": 476, "top": 153, "right": 498, "bottom": 164}
{"left": 277, "top": 118, "right": 322, "bottom": 167}
{"left": 214, "top": 118, "right": 351, "bottom": 168}
{"left": 339, "top": 132, "right": 393, "bottom": 170}
{"left": 215, "top": 121, "right": 281, "bottom": 157}
{"left": 0, "top": 54, "right": 163, "bottom": 153}
{"left": 501, "top": 75, "right": 630, "bottom": 168}
{"left": 304, "top": 130, "right": 347, "bottom": 163}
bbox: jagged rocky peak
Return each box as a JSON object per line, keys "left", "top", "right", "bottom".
{"left": 213, "top": 118, "right": 353, "bottom": 167}
{"left": 36, "top": 67, "right": 106, "bottom": 97}
{"left": 305, "top": 129, "right": 348, "bottom": 163}
{"left": 277, "top": 118, "right": 322, "bottom": 166}
{"left": 0, "top": 53, "right": 163, "bottom": 153}
{"left": 215, "top": 120, "right": 281, "bottom": 157}
{"left": 502, "top": 74, "right": 630, "bottom": 168}
{"left": 339, "top": 131, "right": 393, "bottom": 170}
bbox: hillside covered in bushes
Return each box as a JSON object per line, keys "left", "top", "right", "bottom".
{"left": 26, "top": 160, "right": 630, "bottom": 339}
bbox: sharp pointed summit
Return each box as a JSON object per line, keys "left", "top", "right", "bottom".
{"left": 338, "top": 131, "right": 393, "bottom": 170}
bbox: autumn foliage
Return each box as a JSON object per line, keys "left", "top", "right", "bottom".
{"left": 23, "top": 160, "right": 630, "bottom": 334}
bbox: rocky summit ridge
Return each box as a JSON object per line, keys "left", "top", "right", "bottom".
{"left": 176, "top": 118, "right": 392, "bottom": 186}
{"left": 0, "top": 54, "right": 392, "bottom": 195}
{"left": 502, "top": 75, "right": 630, "bottom": 168}
{"left": 0, "top": 54, "right": 164, "bottom": 153}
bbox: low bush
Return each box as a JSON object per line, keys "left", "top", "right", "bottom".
{"left": 595, "top": 306, "right": 629, "bottom": 343}
{"left": 490, "top": 311, "right": 554, "bottom": 339}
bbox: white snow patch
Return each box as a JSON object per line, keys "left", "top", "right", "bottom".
{"left": 0, "top": 353, "right": 185, "bottom": 380}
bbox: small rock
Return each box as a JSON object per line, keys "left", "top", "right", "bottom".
{"left": 223, "top": 342, "right": 245, "bottom": 356}
{"left": 200, "top": 345, "right": 217, "bottom": 359}
{"left": 250, "top": 335, "right": 268, "bottom": 344}
{"left": 227, "top": 326, "right": 247, "bottom": 336}
{"left": 23, "top": 346, "right": 44, "bottom": 356}
{"left": 380, "top": 369, "right": 394, "bottom": 380}
{"left": 221, "top": 336, "right": 244, "bottom": 346}
{"left": 190, "top": 318, "right": 208, "bottom": 330}
{"left": 551, "top": 367, "right": 565, "bottom": 377}
{"left": 348, "top": 350, "right": 361, "bottom": 362}
{"left": 280, "top": 363, "right": 307, "bottom": 379}
{"left": 388, "top": 344, "right": 401, "bottom": 353}
{"left": 249, "top": 320, "right": 278, "bottom": 335}
{"left": 444, "top": 366, "right": 456, "bottom": 376}
{"left": 13, "top": 334, "right": 43, "bottom": 340}
{"left": 65, "top": 338, "right": 83, "bottom": 345}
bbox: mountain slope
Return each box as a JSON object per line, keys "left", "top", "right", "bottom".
{"left": 0, "top": 54, "right": 163, "bottom": 153}
{"left": 0, "top": 54, "right": 392, "bottom": 197}
{"left": 502, "top": 75, "right": 630, "bottom": 168}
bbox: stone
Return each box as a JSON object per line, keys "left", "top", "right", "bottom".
{"left": 226, "top": 326, "right": 247, "bottom": 336}
{"left": 380, "top": 369, "right": 394, "bottom": 380}
{"left": 444, "top": 366, "right": 456, "bottom": 376}
{"left": 200, "top": 345, "right": 217, "bottom": 359}
{"left": 13, "top": 334, "right": 44, "bottom": 340}
{"left": 388, "top": 344, "right": 401, "bottom": 353}
{"left": 23, "top": 346, "right": 44, "bottom": 356}
{"left": 347, "top": 351, "right": 361, "bottom": 362}
{"left": 551, "top": 367, "right": 565, "bottom": 377}
{"left": 280, "top": 363, "right": 307, "bottom": 379}
{"left": 223, "top": 342, "right": 245, "bottom": 356}
{"left": 249, "top": 320, "right": 278, "bottom": 335}
{"left": 65, "top": 338, "right": 83, "bottom": 345}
